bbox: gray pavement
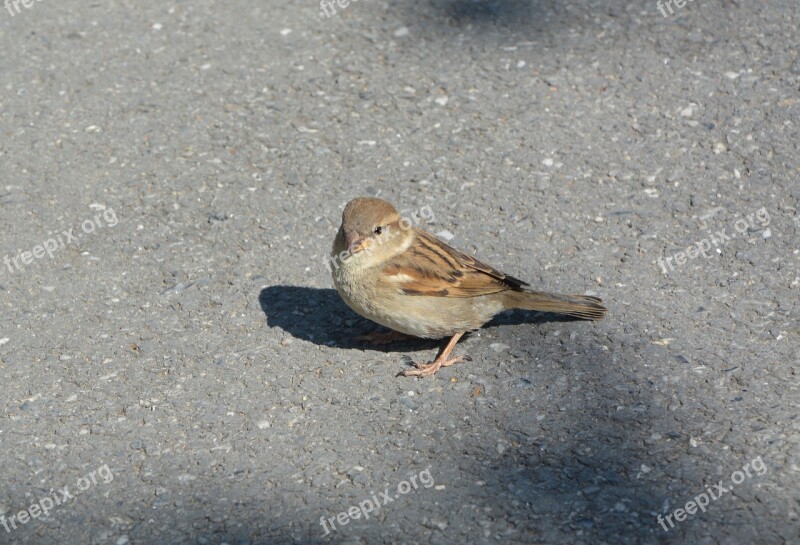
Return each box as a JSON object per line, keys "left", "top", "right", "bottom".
{"left": 1, "top": 0, "right": 798, "bottom": 544}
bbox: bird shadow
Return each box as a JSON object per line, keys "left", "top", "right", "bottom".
{"left": 258, "top": 285, "right": 586, "bottom": 352}
{"left": 429, "top": 0, "right": 550, "bottom": 29}
{"left": 398, "top": 0, "right": 644, "bottom": 38}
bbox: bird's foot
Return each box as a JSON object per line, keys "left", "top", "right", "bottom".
{"left": 398, "top": 354, "right": 471, "bottom": 378}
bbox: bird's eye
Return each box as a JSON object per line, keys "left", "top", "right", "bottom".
{"left": 373, "top": 226, "right": 382, "bottom": 235}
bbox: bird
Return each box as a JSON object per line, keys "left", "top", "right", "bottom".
{"left": 330, "top": 197, "right": 607, "bottom": 377}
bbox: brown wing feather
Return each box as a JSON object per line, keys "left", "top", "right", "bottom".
{"left": 380, "top": 229, "right": 528, "bottom": 297}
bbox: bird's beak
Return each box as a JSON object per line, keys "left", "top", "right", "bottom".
{"left": 345, "top": 230, "right": 368, "bottom": 254}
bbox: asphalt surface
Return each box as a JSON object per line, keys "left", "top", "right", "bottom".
{"left": 1, "top": 1, "right": 799, "bottom": 544}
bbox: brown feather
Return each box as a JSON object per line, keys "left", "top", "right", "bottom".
{"left": 380, "top": 229, "right": 529, "bottom": 297}
{"left": 502, "top": 291, "right": 607, "bottom": 320}
{"left": 380, "top": 229, "right": 607, "bottom": 320}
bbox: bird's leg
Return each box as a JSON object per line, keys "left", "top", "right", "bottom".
{"left": 399, "top": 332, "right": 468, "bottom": 378}
{"left": 356, "top": 330, "right": 414, "bottom": 345}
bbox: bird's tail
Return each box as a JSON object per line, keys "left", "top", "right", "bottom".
{"left": 503, "top": 290, "right": 607, "bottom": 320}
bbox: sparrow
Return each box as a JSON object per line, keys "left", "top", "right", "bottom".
{"left": 330, "top": 197, "right": 607, "bottom": 377}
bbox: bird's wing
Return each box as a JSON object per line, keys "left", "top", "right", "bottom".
{"left": 379, "top": 229, "right": 529, "bottom": 297}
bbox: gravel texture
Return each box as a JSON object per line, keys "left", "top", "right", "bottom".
{"left": 1, "top": 1, "right": 798, "bottom": 544}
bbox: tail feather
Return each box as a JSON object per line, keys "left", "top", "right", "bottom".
{"left": 504, "top": 290, "right": 607, "bottom": 320}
